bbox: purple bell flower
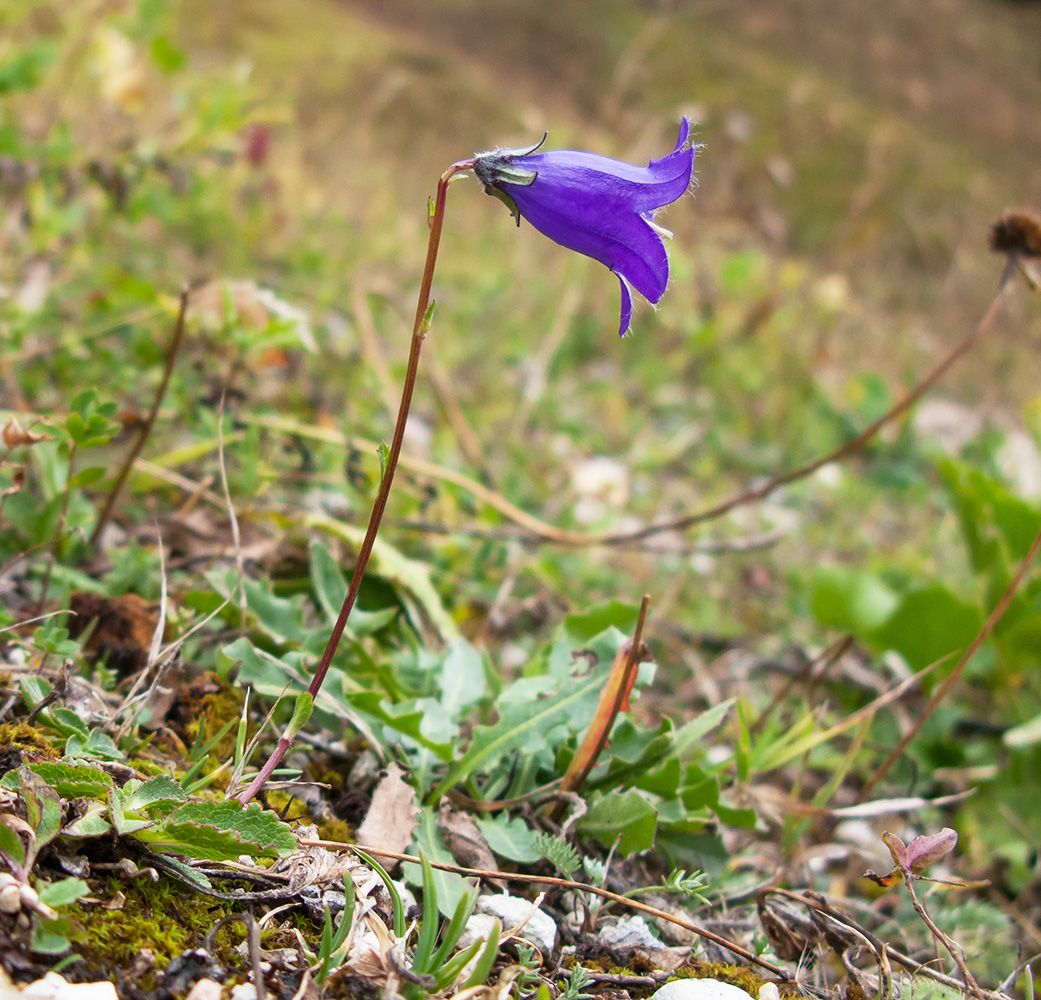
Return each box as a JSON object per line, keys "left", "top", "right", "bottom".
{"left": 473, "top": 119, "right": 695, "bottom": 336}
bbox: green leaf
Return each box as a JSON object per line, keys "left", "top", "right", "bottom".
{"left": 0, "top": 818, "right": 27, "bottom": 872}
{"left": 17, "top": 762, "right": 113, "bottom": 799}
{"left": 68, "top": 466, "right": 106, "bottom": 489}
{"left": 44, "top": 708, "right": 89, "bottom": 738}
{"left": 812, "top": 566, "right": 899, "bottom": 633}
{"left": 308, "top": 543, "right": 398, "bottom": 635}
{"left": 137, "top": 801, "right": 297, "bottom": 860}
{"left": 430, "top": 669, "right": 605, "bottom": 801}
{"left": 150, "top": 35, "right": 186, "bottom": 72}
{"left": 19, "top": 676, "right": 52, "bottom": 710}
{"left": 241, "top": 578, "right": 307, "bottom": 644}
{"left": 303, "top": 512, "right": 459, "bottom": 642}
{"left": 30, "top": 919, "right": 75, "bottom": 955}
{"left": 577, "top": 789, "right": 657, "bottom": 855}
{"left": 65, "top": 728, "right": 122, "bottom": 761}
{"left": 285, "top": 691, "right": 313, "bottom": 741}
{"left": 21, "top": 769, "right": 62, "bottom": 848}
{"left": 37, "top": 877, "right": 88, "bottom": 908}
{"left": 563, "top": 601, "right": 640, "bottom": 643}
{"left": 869, "top": 586, "right": 983, "bottom": 672}
{"left": 121, "top": 776, "right": 189, "bottom": 815}
{"left": 474, "top": 816, "right": 540, "bottom": 863}
{"left": 412, "top": 852, "right": 439, "bottom": 973}
{"left": 461, "top": 917, "right": 500, "bottom": 989}
{"left": 62, "top": 801, "right": 111, "bottom": 839}
{"left": 377, "top": 440, "right": 390, "bottom": 486}
{"left": 439, "top": 639, "right": 487, "bottom": 718}
{"left": 108, "top": 787, "right": 154, "bottom": 837}
{"left": 0, "top": 42, "right": 55, "bottom": 95}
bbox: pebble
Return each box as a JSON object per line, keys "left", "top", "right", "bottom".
{"left": 21, "top": 973, "right": 118, "bottom": 1000}
{"left": 477, "top": 893, "right": 557, "bottom": 955}
{"left": 597, "top": 915, "right": 663, "bottom": 951}
{"left": 184, "top": 981, "right": 222, "bottom": 1000}
{"left": 650, "top": 980, "right": 756, "bottom": 1000}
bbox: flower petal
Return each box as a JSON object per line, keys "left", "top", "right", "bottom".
{"left": 511, "top": 120, "right": 693, "bottom": 215}
{"left": 508, "top": 185, "right": 671, "bottom": 304}
{"left": 617, "top": 275, "right": 634, "bottom": 337}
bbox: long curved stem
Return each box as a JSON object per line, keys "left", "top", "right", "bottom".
{"left": 239, "top": 160, "right": 475, "bottom": 804}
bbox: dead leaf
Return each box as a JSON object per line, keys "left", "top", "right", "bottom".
{"left": 356, "top": 763, "right": 419, "bottom": 869}
{"left": 437, "top": 800, "right": 502, "bottom": 884}
{"left": 2, "top": 418, "right": 54, "bottom": 448}
{"left": 272, "top": 824, "right": 358, "bottom": 892}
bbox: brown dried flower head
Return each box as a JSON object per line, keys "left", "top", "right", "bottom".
{"left": 990, "top": 210, "right": 1041, "bottom": 258}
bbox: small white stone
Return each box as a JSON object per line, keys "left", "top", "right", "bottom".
{"left": 477, "top": 893, "right": 557, "bottom": 956}
{"left": 184, "top": 981, "right": 223, "bottom": 1000}
{"left": 230, "top": 984, "right": 257, "bottom": 1000}
{"left": 457, "top": 912, "right": 500, "bottom": 952}
{"left": 22, "top": 972, "right": 118, "bottom": 1000}
{"left": 651, "top": 979, "right": 756, "bottom": 1000}
{"left": 598, "top": 915, "right": 664, "bottom": 952}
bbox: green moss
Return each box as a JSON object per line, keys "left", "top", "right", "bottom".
{"left": 315, "top": 816, "right": 354, "bottom": 845}
{"left": 0, "top": 722, "right": 59, "bottom": 757}
{"left": 184, "top": 676, "right": 245, "bottom": 759}
{"left": 66, "top": 876, "right": 242, "bottom": 973}
{"left": 668, "top": 962, "right": 800, "bottom": 999}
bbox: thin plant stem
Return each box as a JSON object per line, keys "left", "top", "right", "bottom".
{"left": 238, "top": 159, "right": 476, "bottom": 805}
{"left": 904, "top": 873, "right": 983, "bottom": 998}
{"left": 90, "top": 285, "right": 189, "bottom": 549}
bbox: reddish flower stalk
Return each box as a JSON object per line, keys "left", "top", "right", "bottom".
{"left": 238, "top": 158, "right": 475, "bottom": 804}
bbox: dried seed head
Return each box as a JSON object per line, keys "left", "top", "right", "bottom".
{"left": 990, "top": 210, "right": 1041, "bottom": 258}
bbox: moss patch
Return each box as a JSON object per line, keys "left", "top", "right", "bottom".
{"left": 66, "top": 876, "right": 241, "bottom": 973}
{"left": 0, "top": 722, "right": 59, "bottom": 757}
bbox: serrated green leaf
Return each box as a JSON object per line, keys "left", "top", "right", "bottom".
{"left": 108, "top": 788, "right": 154, "bottom": 837}
{"left": 62, "top": 801, "right": 110, "bottom": 839}
{"left": 138, "top": 801, "right": 296, "bottom": 860}
{"left": 18, "top": 762, "right": 112, "bottom": 799}
{"left": 121, "top": 776, "right": 188, "bottom": 815}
